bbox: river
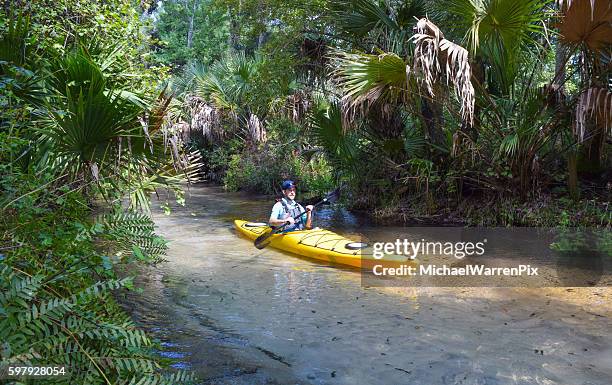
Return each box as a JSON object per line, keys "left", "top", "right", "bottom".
{"left": 122, "top": 184, "right": 611, "bottom": 385}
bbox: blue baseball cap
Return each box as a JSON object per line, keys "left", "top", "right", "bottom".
{"left": 281, "top": 180, "right": 296, "bottom": 190}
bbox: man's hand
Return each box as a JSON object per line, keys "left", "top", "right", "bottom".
{"left": 305, "top": 205, "right": 314, "bottom": 212}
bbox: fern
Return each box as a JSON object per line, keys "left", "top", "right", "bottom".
{"left": 0, "top": 264, "right": 194, "bottom": 384}
{"left": 94, "top": 211, "right": 169, "bottom": 264}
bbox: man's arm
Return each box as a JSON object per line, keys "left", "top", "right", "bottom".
{"left": 295, "top": 204, "right": 314, "bottom": 229}
{"left": 305, "top": 210, "right": 313, "bottom": 229}
{"left": 268, "top": 202, "right": 293, "bottom": 227}
{"left": 269, "top": 216, "right": 294, "bottom": 226}
{"left": 303, "top": 204, "right": 314, "bottom": 229}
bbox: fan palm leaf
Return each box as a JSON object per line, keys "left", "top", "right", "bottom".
{"left": 33, "top": 45, "right": 202, "bottom": 209}
{"left": 557, "top": 0, "right": 612, "bottom": 52}
{"left": 194, "top": 72, "right": 238, "bottom": 111}
{"left": 333, "top": 18, "right": 475, "bottom": 128}
{"left": 49, "top": 51, "right": 107, "bottom": 98}
{"left": 433, "top": 0, "right": 548, "bottom": 94}
{"left": 332, "top": 0, "right": 400, "bottom": 37}
{"left": 308, "top": 97, "right": 362, "bottom": 177}
{"left": 46, "top": 88, "right": 142, "bottom": 177}
{"left": 334, "top": 50, "right": 409, "bottom": 106}
{"left": 412, "top": 18, "right": 475, "bottom": 124}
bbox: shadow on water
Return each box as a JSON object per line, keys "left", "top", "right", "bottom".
{"left": 119, "top": 184, "right": 612, "bottom": 385}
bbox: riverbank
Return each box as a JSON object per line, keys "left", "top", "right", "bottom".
{"left": 121, "top": 185, "right": 611, "bottom": 384}
{"left": 216, "top": 179, "right": 610, "bottom": 227}
{"left": 364, "top": 193, "right": 611, "bottom": 227}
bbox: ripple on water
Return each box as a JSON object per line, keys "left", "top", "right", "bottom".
{"left": 157, "top": 350, "right": 186, "bottom": 359}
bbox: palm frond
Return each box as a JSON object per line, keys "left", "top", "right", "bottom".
{"left": 403, "top": 124, "right": 427, "bottom": 157}
{"left": 183, "top": 94, "right": 224, "bottom": 143}
{"left": 334, "top": 50, "right": 409, "bottom": 107}
{"left": 308, "top": 97, "right": 362, "bottom": 177}
{"left": 558, "top": 0, "right": 612, "bottom": 52}
{"left": 412, "top": 18, "right": 475, "bottom": 124}
{"left": 194, "top": 71, "right": 238, "bottom": 111}
{"left": 332, "top": 0, "right": 400, "bottom": 37}
{"left": 46, "top": 87, "right": 142, "bottom": 178}
{"left": 247, "top": 113, "right": 267, "bottom": 143}
{"left": 49, "top": 51, "right": 107, "bottom": 98}
{"left": 433, "top": 0, "right": 548, "bottom": 94}
{"left": 575, "top": 87, "right": 612, "bottom": 141}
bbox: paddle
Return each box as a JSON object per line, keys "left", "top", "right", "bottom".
{"left": 254, "top": 187, "right": 340, "bottom": 250}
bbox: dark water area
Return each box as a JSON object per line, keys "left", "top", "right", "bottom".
{"left": 120, "top": 184, "right": 612, "bottom": 385}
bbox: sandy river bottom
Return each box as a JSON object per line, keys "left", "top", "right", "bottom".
{"left": 121, "top": 185, "right": 611, "bottom": 385}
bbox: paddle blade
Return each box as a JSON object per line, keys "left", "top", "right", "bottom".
{"left": 254, "top": 227, "right": 275, "bottom": 249}
{"left": 322, "top": 187, "right": 340, "bottom": 205}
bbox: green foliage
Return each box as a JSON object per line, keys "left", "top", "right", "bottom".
{"left": 432, "top": 0, "right": 549, "bottom": 94}
{"left": 0, "top": 12, "right": 32, "bottom": 67}
{"left": 332, "top": 0, "right": 400, "bottom": 37}
{"left": 0, "top": 162, "right": 193, "bottom": 383}
{"left": 93, "top": 211, "right": 170, "bottom": 264}
{"left": 308, "top": 97, "right": 362, "bottom": 179}
{"left": 155, "top": 0, "right": 230, "bottom": 67}
{"left": 0, "top": 265, "right": 195, "bottom": 384}
{"left": 168, "top": 0, "right": 609, "bottom": 226}
{"left": 223, "top": 147, "right": 334, "bottom": 196}
{"left": 0, "top": 3, "right": 197, "bottom": 383}
{"left": 193, "top": 51, "right": 263, "bottom": 113}
{"left": 216, "top": 0, "right": 330, "bottom": 50}
{"left": 334, "top": 51, "right": 409, "bottom": 105}
{"left": 460, "top": 197, "right": 611, "bottom": 227}
{"left": 5, "top": 0, "right": 168, "bottom": 91}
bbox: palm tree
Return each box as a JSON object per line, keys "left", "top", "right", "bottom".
{"left": 432, "top": 0, "right": 548, "bottom": 96}
{"left": 40, "top": 48, "right": 201, "bottom": 210}
{"left": 177, "top": 52, "right": 269, "bottom": 145}
{"left": 555, "top": 0, "right": 611, "bottom": 198}
{"left": 334, "top": 16, "right": 475, "bottom": 153}
{"left": 308, "top": 96, "right": 362, "bottom": 179}
{"left": 331, "top": 0, "right": 612, "bottom": 200}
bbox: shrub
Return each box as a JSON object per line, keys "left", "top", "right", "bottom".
{"left": 223, "top": 148, "right": 334, "bottom": 196}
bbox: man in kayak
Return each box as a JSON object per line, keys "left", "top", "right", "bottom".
{"left": 269, "top": 180, "right": 314, "bottom": 231}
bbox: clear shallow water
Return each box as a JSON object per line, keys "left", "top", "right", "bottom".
{"left": 121, "top": 184, "right": 612, "bottom": 385}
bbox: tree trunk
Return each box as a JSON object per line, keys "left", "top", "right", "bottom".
{"left": 186, "top": 0, "right": 198, "bottom": 49}
{"left": 553, "top": 44, "right": 566, "bottom": 91}
{"left": 568, "top": 151, "right": 579, "bottom": 201}
{"left": 228, "top": 0, "right": 242, "bottom": 50}
{"left": 421, "top": 98, "right": 445, "bottom": 160}
{"left": 229, "top": 19, "right": 240, "bottom": 50}
{"left": 552, "top": 42, "right": 582, "bottom": 199}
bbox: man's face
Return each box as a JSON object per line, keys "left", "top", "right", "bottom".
{"left": 284, "top": 187, "right": 296, "bottom": 200}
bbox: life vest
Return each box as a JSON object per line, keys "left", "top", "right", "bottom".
{"left": 279, "top": 197, "right": 305, "bottom": 229}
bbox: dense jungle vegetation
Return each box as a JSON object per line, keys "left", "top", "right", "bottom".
{"left": 153, "top": 0, "right": 610, "bottom": 226}
{"left": 1, "top": 0, "right": 197, "bottom": 383}
{"left": 0, "top": 0, "right": 610, "bottom": 384}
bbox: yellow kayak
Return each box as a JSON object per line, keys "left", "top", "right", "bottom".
{"left": 234, "top": 220, "right": 410, "bottom": 269}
